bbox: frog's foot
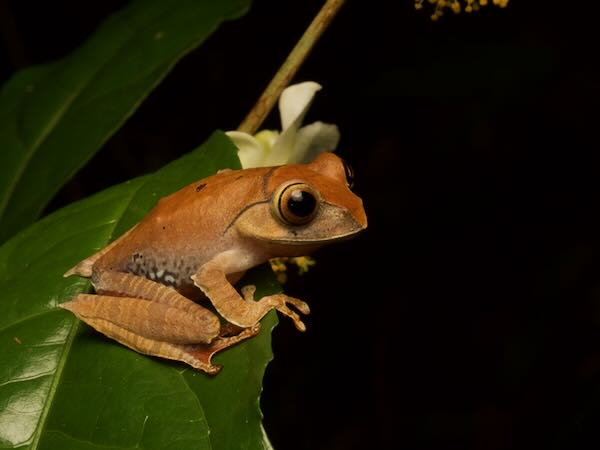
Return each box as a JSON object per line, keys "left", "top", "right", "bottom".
{"left": 183, "top": 323, "right": 261, "bottom": 374}
{"left": 240, "top": 285, "right": 256, "bottom": 301}
{"left": 241, "top": 285, "right": 310, "bottom": 332}
{"left": 268, "top": 294, "right": 310, "bottom": 332}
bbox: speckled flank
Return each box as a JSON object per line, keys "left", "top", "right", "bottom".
{"left": 124, "top": 252, "right": 197, "bottom": 289}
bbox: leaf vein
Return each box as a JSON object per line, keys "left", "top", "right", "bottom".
{"left": 0, "top": 371, "right": 53, "bottom": 388}
{"left": 0, "top": 310, "right": 61, "bottom": 335}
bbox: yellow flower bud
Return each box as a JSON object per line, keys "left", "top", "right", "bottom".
{"left": 416, "top": 0, "right": 508, "bottom": 19}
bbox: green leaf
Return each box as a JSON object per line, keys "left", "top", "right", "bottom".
{"left": 0, "top": 0, "right": 251, "bottom": 244}
{"left": 0, "top": 131, "right": 278, "bottom": 450}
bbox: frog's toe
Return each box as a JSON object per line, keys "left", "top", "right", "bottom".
{"left": 285, "top": 297, "right": 310, "bottom": 315}
{"left": 240, "top": 284, "right": 256, "bottom": 301}
{"left": 279, "top": 308, "right": 306, "bottom": 332}
{"left": 273, "top": 302, "right": 307, "bottom": 332}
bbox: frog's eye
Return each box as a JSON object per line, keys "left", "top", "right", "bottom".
{"left": 273, "top": 182, "right": 320, "bottom": 225}
{"left": 342, "top": 158, "right": 355, "bottom": 189}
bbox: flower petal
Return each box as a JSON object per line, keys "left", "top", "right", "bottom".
{"left": 291, "top": 121, "right": 340, "bottom": 163}
{"left": 267, "top": 82, "right": 325, "bottom": 166}
{"left": 227, "top": 81, "right": 336, "bottom": 167}
{"left": 254, "top": 129, "right": 279, "bottom": 152}
{"left": 268, "top": 127, "right": 298, "bottom": 166}
{"left": 226, "top": 131, "right": 269, "bottom": 169}
{"left": 279, "top": 81, "right": 322, "bottom": 131}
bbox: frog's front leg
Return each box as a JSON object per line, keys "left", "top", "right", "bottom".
{"left": 191, "top": 252, "right": 311, "bottom": 331}
{"left": 60, "top": 271, "right": 259, "bottom": 374}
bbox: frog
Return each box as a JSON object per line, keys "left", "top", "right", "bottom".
{"left": 61, "top": 152, "right": 367, "bottom": 374}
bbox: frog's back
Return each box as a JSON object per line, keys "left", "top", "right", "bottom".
{"left": 66, "top": 166, "right": 272, "bottom": 292}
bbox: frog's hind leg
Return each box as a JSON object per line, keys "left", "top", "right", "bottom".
{"left": 60, "top": 294, "right": 220, "bottom": 345}
{"left": 91, "top": 270, "right": 204, "bottom": 313}
{"left": 62, "top": 269, "right": 223, "bottom": 345}
{"left": 74, "top": 316, "right": 258, "bottom": 374}
{"left": 60, "top": 270, "right": 262, "bottom": 373}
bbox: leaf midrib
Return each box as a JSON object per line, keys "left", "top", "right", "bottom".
{"left": 0, "top": 0, "right": 172, "bottom": 226}
{"left": 28, "top": 320, "right": 80, "bottom": 450}
{"left": 0, "top": 62, "right": 91, "bottom": 225}
{"left": 28, "top": 181, "right": 146, "bottom": 450}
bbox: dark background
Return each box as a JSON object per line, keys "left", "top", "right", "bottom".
{"left": 2, "top": 1, "right": 600, "bottom": 449}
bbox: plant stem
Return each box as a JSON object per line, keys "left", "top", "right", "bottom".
{"left": 237, "top": 0, "right": 346, "bottom": 134}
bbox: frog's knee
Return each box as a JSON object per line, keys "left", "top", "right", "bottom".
{"left": 203, "top": 313, "right": 221, "bottom": 342}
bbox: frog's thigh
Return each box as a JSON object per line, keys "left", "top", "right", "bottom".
{"left": 61, "top": 294, "right": 220, "bottom": 344}
{"left": 92, "top": 270, "right": 202, "bottom": 314}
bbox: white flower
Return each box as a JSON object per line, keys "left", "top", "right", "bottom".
{"left": 226, "top": 81, "right": 340, "bottom": 168}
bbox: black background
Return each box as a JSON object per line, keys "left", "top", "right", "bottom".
{"left": 2, "top": 1, "right": 600, "bottom": 449}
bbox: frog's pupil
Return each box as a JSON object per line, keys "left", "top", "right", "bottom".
{"left": 288, "top": 189, "right": 316, "bottom": 218}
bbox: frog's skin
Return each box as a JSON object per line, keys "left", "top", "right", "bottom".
{"left": 61, "top": 152, "right": 367, "bottom": 374}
